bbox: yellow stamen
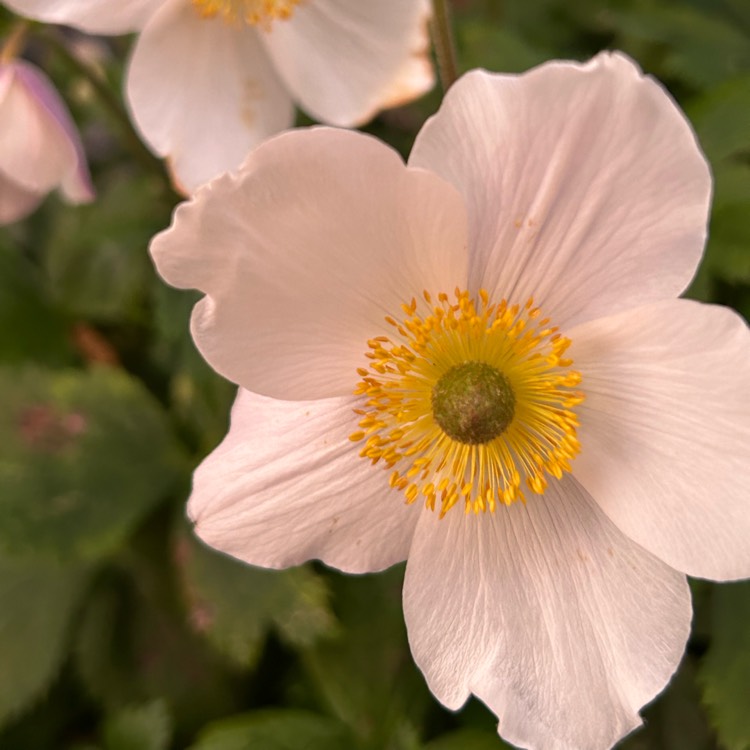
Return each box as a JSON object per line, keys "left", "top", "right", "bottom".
{"left": 349, "top": 289, "right": 585, "bottom": 516}
{"left": 192, "top": 0, "right": 302, "bottom": 27}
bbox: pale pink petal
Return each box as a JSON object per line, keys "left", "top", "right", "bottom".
{"left": 0, "top": 171, "right": 42, "bottom": 224}
{"left": 404, "top": 476, "right": 690, "bottom": 750}
{"left": 150, "top": 127, "right": 468, "bottom": 400}
{"left": 261, "top": 0, "right": 434, "bottom": 126}
{"left": 0, "top": 62, "right": 94, "bottom": 204}
{"left": 126, "top": 0, "right": 294, "bottom": 194}
{"left": 1, "top": 0, "right": 159, "bottom": 33}
{"left": 189, "top": 388, "right": 419, "bottom": 573}
{"left": 0, "top": 62, "right": 77, "bottom": 192}
{"left": 409, "top": 52, "right": 711, "bottom": 329}
{"left": 11, "top": 62, "right": 94, "bottom": 202}
{"left": 571, "top": 299, "right": 750, "bottom": 581}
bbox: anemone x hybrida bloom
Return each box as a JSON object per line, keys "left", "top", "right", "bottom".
{"left": 2, "top": 0, "right": 433, "bottom": 193}
{"left": 0, "top": 53, "right": 94, "bottom": 224}
{"left": 151, "top": 52, "right": 750, "bottom": 750}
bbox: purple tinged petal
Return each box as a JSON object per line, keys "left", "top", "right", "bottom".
{"left": 10, "top": 60, "right": 95, "bottom": 202}
{"left": 0, "top": 59, "right": 94, "bottom": 224}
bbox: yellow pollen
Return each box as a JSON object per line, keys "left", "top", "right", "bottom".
{"left": 350, "top": 289, "right": 585, "bottom": 517}
{"left": 192, "top": 0, "right": 302, "bottom": 27}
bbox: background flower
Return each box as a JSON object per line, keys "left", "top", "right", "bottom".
{"left": 0, "top": 58, "right": 94, "bottom": 224}
{"left": 2, "top": 0, "right": 434, "bottom": 192}
{"left": 150, "top": 53, "right": 749, "bottom": 750}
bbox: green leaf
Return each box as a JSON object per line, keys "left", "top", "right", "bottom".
{"left": 41, "top": 171, "right": 169, "bottom": 322}
{"left": 187, "top": 710, "right": 352, "bottom": 750}
{"left": 74, "top": 553, "right": 239, "bottom": 736}
{"left": 697, "top": 162, "right": 750, "bottom": 286}
{"left": 457, "top": 22, "right": 547, "bottom": 75}
{"left": 0, "top": 366, "right": 185, "bottom": 561}
{"left": 705, "top": 203, "right": 750, "bottom": 284}
{"left": 712, "top": 163, "right": 750, "bottom": 212}
{"left": 177, "top": 529, "right": 336, "bottom": 668}
{"left": 660, "top": 661, "right": 714, "bottom": 750}
{"left": 150, "top": 283, "right": 236, "bottom": 455}
{"left": 699, "top": 581, "right": 750, "bottom": 750}
{"left": 687, "top": 76, "right": 750, "bottom": 162}
{"left": 103, "top": 700, "right": 172, "bottom": 750}
{"left": 0, "top": 556, "right": 88, "bottom": 728}
{"left": 720, "top": 0, "right": 750, "bottom": 29}
{"left": 0, "top": 6, "right": 16, "bottom": 25}
{"left": 0, "top": 239, "right": 71, "bottom": 366}
{"left": 607, "top": 6, "right": 750, "bottom": 89}
{"left": 301, "top": 569, "right": 431, "bottom": 746}
{"left": 423, "top": 729, "right": 510, "bottom": 750}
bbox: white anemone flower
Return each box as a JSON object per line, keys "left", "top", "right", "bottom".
{"left": 0, "top": 57, "right": 94, "bottom": 224}
{"left": 150, "top": 53, "right": 750, "bottom": 750}
{"left": 3, "top": 0, "right": 434, "bottom": 193}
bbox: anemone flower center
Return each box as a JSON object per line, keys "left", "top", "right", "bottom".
{"left": 192, "top": 0, "right": 302, "bottom": 27}
{"left": 350, "top": 289, "right": 585, "bottom": 517}
{"left": 432, "top": 362, "right": 516, "bottom": 444}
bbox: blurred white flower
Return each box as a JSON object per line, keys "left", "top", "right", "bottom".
{"left": 151, "top": 52, "right": 750, "bottom": 750}
{"left": 0, "top": 57, "right": 94, "bottom": 224}
{"left": 3, "top": 0, "right": 434, "bottom": 193}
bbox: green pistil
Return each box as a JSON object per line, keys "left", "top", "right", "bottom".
{"left": 432, "top": 361, "right": 516, "bottom": 445}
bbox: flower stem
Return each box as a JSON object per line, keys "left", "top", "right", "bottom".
{"left": 1, "top": 20, "right": 30, "bottom": 64}
{"left": 430, "top": 0, "right": 459, "bottom": 91}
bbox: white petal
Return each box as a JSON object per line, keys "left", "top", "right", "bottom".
{"left": 571, "top": 299, "right": 750, "bottom": 581}
{"left": 261, "top": 0, "right": 434, "bottom": 126}
{"left": 376, "top": 14, "right": 435, "bottom": 112}
{"left": 409, "top": 52, "right": 712, "bottom": 329}
{"left": 189, "top": 388, "right": 419, "bottom": 573}
{"left": 403, "top": 476, "right": 690, "bottom": 750}
{"left": 126, "top": 0, "right": 294, "bottom": 194}
{"left": 15, "top": 62, "right": 94, "bottom": 203}
{"left": 1, "top": 0, "right": 158, "bottom": 33}
{"left": 0, "top": 62, "right": 94, "bottom": 203}
{"left": 0, "top": 171, "right": 42, "bottom": 225}
{"left": 0, "top": 62, "right": 77, "bottom": 192}
{"left": 150, "top": 127, "right": 468, "bottom": 400}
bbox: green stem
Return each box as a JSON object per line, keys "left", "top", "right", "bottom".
{"left": 1, "top": 20, "right": 30, "bottom": 64}
{"left": 430, "top": 0, "right": 459, "bottom": 91}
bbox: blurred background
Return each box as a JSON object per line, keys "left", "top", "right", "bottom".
{"left": 0, "top": 0, "right": 749, "bottom": 748}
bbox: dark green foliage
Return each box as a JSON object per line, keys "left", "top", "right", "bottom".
{"left": 0, "top": 236, "right": 73, "bottom": 365}
{"left": 0, "top": 1, "right": 748, "bottom": 748}
{"left": 177, "top": 529, "right": 336, "bottom": 669}
{"left": 424, "top": 730, "right": 514, "bottom": 750}
{"left": 699, "top": 582, "right": 750, "bottom": 750}
{"left": 187, "top": 710, "right": 353, "bottom": 750}
{"left": 0, "top": 556, "right": 89, "bottom": 726}
{"left": 301, "top": 570, "right": 432, "bottom": 748}
{"left": 0, "top": 366, "right": 185, "bottom": 561}
{"left": 102, "top": 701, "right": 173, "bottom": 750}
